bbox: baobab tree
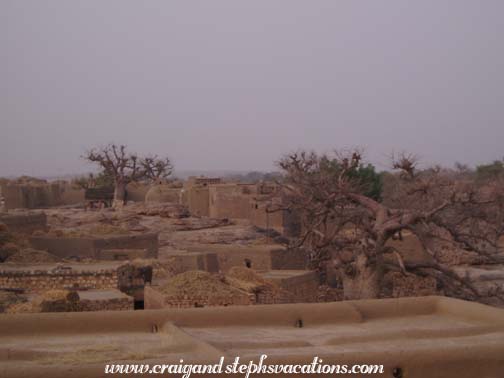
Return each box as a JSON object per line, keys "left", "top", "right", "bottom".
{"left": 276, "top": 150, "right": 504, "bottom": 301}
{"left": 84, "top": 144, "right": 173, "bottom": 206}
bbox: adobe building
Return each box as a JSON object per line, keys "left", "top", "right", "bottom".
{"left": 182, "top": 244, "right": 308, "bottom": 273}
{"left": 182, "top": 178, "right": 300, "bottom": 236}
{"left": 0, "top": 261, "right": 152, "bottom": 311}
{"left": 0, "top": 296, "right": 503, "bottom": 378}
{"left": 181, "top": 177, "right": 222, "bottom": 216}
{"left": 145, "top": 245, "right": 318, "bottom": 309}
{"left": 0, "top": 179, "right": 84, "bottom": 210}
{"left": 144, "top": 267, "right": 317, "bottom": 310}
{"left": 207, "top": 182, "right": 296, "bottom": 235}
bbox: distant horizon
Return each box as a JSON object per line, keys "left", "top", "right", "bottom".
{"left": 2, "top": 155, "right": 502, "bottom": 182}
{"left": 3, "top": 1, "right": 504, "bottom": 177}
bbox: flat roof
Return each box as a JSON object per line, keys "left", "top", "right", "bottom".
{"left": 0, "top": 296, "right": 503, "bottom": 377}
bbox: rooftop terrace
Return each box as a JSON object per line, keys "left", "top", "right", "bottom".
{"left": 0, "top": 296, "right": 503, "bottom": 377}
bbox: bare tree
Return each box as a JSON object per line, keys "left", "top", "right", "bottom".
{"left": 84, "top": 144, "right": 173, "bottom": 206}
{"left": 140, "top": 155, "right": 173, "bottom": 182}
{"left": 277, "top": 150, "right": 504, "bottom": 301}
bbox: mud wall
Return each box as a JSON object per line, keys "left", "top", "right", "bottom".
{"left": 145, "top": 185, "right": 181, "bottom": 203}
{"left": 0, "top": 212, "right": 47, "bottom": 234}
{"left": 0, "top": 182, "right": 84, "bottom": 210}
{"left": 94, "top": 233, "right": 158, "bottom": 259}
{"left": 254, "top": 289, "right": 293, "bottom": 305}
{"left": 29, "top": 233, "right": 159, "bottom": 260}
{"left": 271, "top": 271, "right": 319, "bottom": 303}
{"left": 249, "top": 201, "right": 284, "bottom": 233}
{"left": 216, "top": 248, "right": 272, "bottom": 272}
{"left": 208, "top": 184, "right": 254, "bottom": 219}
{"left": 187, "top": 245, "right": 276, "bottom": 272}
{"left": 99, "top": 249, "right": 148, "bottom": 261}
{"left": 270, "top": 248, "right": 308, "bottom": 270}
{"left": 186, "top": 187, "right": 209, "bottom": 217}
{"left": 126, "top": 182, "right": 150, "bottom": 202}
{"left": 79, "top": 291, "right": 133, "bottom": 311}
{"left": 1, "top": 297, "right": 504, "bottom": 378}
{"left": 29, "top": 237, "right": 97, "bottom": 259}
{"left": 59, "top": 186, "right": 85, "bottom": 205}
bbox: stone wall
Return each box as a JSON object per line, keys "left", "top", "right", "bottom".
{"left": 0, "top": 267, "right": 119, "bottom": 292}
{"left": 78, "top": 290, "right": 134, "bottom": 311}
{"left": 144, "top": 285, "right": 253, "bottom": 309}
{"left": 144, "top": 278, "right": 307, "bottom": 309}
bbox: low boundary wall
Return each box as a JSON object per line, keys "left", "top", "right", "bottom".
{"left": 29, "top": 232, "right": 159, "bottom": 260}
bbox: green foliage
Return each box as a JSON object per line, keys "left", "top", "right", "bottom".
{"left": 93, "top": 171, "right": 115, "bottom": 188}
{"left": 72, "top": 171, "right": 114, "bottom": 190}
{"left": 320, "top": 157, "right": 383, "bottom": 201}
{"left": 350, "top": 164, "right": 383, "bottom": 201}
{"left": 476, "top": 160, "right": 504, "bottom": 181}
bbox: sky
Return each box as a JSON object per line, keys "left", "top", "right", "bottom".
{"left": 1, "top": 1, "right": 503, "bottom": 177}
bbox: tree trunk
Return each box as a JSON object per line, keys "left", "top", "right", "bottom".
{"left": 113, "top": 181, "right": 127, "bottom": 208}
{"left": 342, "top": 254, "right": 383, "bottom": 300}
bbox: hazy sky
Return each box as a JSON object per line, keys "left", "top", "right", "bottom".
{"left": 2, "top": 1, "right": 503, "bottom": 177}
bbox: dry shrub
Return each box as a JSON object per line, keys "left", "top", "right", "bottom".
{"left": 226, "top": 266, "right": 274, "bottom": 292}
{"left": 0, "top": 290, "right": 27, "bottom": 313}
{"left": 6, "top": 301, "right": 35, "bottom": 314}
{"left": 6, "top": 289, "right": 81, "bottom": 314}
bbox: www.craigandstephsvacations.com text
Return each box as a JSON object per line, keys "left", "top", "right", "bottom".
{"left": 104, "top": 355, "right": 384, "bottom": 376}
